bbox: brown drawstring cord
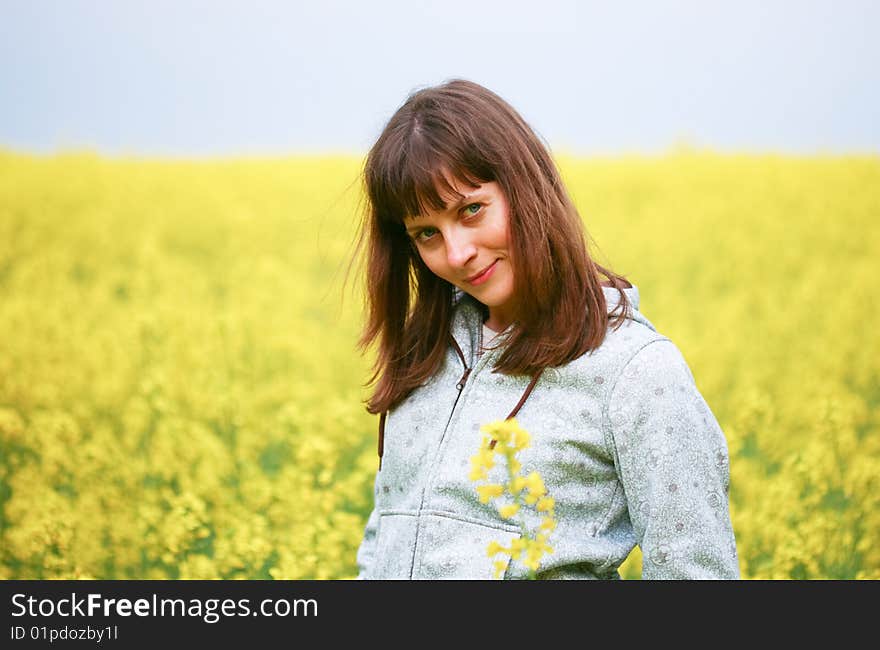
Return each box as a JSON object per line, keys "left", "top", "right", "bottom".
{"left": 378, "top": 411, "right": 386, "bottom": 470}
{"left": 376, "top": 333, "right": 545, "bottom": 467}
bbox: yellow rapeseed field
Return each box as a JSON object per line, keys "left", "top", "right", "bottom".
{"left": 1, "top": 148, "right": 877, "bottom": 579}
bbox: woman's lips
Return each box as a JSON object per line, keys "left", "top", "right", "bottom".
{"left": 467, "top": 260, "right": 498, "bottom": 285}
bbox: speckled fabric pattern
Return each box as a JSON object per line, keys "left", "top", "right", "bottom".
{"left": 356, "top": 286, "right": 740, "bottom": 580}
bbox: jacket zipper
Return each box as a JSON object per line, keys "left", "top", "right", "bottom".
{"left": 410, "top": 333, "right": 474, "bottom": 579}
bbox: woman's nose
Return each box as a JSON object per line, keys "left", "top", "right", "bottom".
{"left": 445, "top": 230, "right": 477, "bottom": 269}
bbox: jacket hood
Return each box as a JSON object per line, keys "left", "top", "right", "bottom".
{"left": 604, "top": 285, "right": 656, "bottom": 332}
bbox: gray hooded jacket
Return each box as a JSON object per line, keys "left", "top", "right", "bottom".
{"left": 356, "top": 285, "right": 739, "bottom": 579}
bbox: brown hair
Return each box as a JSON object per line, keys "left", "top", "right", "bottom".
{"left": 352, "top": 79, "right": 631, "bottom": 415}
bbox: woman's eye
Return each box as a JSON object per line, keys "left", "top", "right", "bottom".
{"left": 463, "top": 203, "right": 482, "bottom": 216}
{"left": 416, "top": 227, "right": 438, "bottom": 242}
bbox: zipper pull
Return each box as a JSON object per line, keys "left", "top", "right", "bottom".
{"left": 456, "top": 367, "right": 472, "bottom": 390}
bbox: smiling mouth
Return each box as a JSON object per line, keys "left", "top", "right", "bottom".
{"left": 466, "top": 260, "right": 498, "bottom": 284}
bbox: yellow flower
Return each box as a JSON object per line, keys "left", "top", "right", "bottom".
{"left": 481, "top": 420, "right": 511, "bottom": 444}
{"left": 476, "top": 484, "right": 504, "bottom": 504}
{"left": 493, "top": 560, "right": 508, "bottom": 579}
{"left": 540, "top": 517, "right": 557, "bottom": 531}
{"left": 509, "top": 476, "right": 526, "bottom": 495}
{"left": 472, "top": 447, "right": 495, "bottom": 470}
{"left": 498, "top": 503, "right": 520, "bottom": 519}
{"left": 468, "top": 447, "right": 495, "bottom": 481}
{"left": 509, "top": 537, "right": 525, "bottom": 560}
{"left": 536, "top": 496, "right": 555, "bottom": 512}
{"left": 503, "top": 418, "right": 531, "bottom": 451}
{"left": 524, "top": 471, "right": 546, "bottom": 496}
{"left": 487, "top": 541, "right": 506, "bottom": 557}
{"left": 470, "top": 420, "right": 558, "bottom": 578}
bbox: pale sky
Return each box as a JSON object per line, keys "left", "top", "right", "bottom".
{"left": 1, "top": 0, "right": 877, "bottom": 156}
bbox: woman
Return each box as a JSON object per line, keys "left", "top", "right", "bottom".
{"left": 352, "top": 79, "right": 739, "bottom": 579}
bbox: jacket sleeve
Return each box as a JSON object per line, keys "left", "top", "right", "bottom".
{"left": 604, "top": 339, "right": 740, "bottom": 579}
{"left": 355, "top": 474, "right": 381, "bottom": 580}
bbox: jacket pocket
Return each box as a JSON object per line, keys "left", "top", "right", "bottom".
{"left": 414, "top": 513, "right": 522, "bottom": 580}
{"left": 371, "top": 512, "right": 419, "bottom": 579}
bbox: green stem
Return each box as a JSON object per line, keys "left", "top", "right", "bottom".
{"left": 503, "top": 447, "right": 538, "bottom": 580}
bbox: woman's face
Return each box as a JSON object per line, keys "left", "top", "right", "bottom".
{"left": 403, "top": 174, "right": 517, "bottom": 331}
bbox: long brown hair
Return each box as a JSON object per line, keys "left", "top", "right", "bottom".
{"left": 352, "top": 79, "right": 631, "bottom": 415}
